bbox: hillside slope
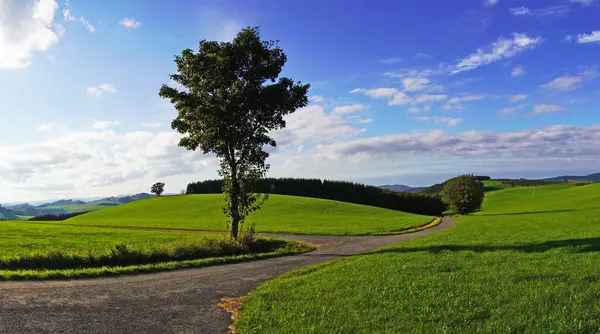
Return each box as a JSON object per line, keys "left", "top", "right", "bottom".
{"left": 0, "top": 207, "right": 20, "bottom": 220}
{"left": 480, "top": 183, "right": 598, "bottom": 214}
{"left": 63, "top": 194, "right": 432, "bottom": 235}
{"left": 236, "top": 185, "right": 600, "bottom": 333}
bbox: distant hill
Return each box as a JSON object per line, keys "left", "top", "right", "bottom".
{"left": 379, "top": 185, "right": 425, "bottom": 193}
{"left": 0, "top": 205, "right": 21, "bottom": 220}
{"left": 38, "top": 199, "right": 86, "bottom": 208}
{"left": 93, "top": 193, "right": 153, "bottom": 204}
{"left": 2, "top": 193, "right": 153, "bottom": 220}
{"left": 540, "top": 173, "right": 600, "bottom": 183}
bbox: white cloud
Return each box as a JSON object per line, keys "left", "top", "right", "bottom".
{"left": 384, "top": 68, "right": 445, "bottom": 80}
{"left": 63, "top": 8, "right": 95, "bottom": 32}
{"left": 443, "top": 104, "right": 465, "bottom": 111}
{"left": 0, "top": 0, "right": 62, "bottom": 69}
{"left": 0, "top": 129, "right": 221, "bottom": 200}
{"left": 381, "top": 57, "right": 402, "bottom": 64}
{"left": 358, "top": 118, "right": 373, "bottom": 124}
{"left": 412, "top": 116, "right": 463, "bottom": 127}
{"left": 37, "top": 123, "right": 62, "bottom": 131}
{"left": 500, "top": 103, "right": 527, "bottom": 115}
{"left": 408, "top": 106, "right": 421, "bottom": 114}
{"left": 510, "top": 7, "right": 530, "bottom": 16}
{"left": 332, "top": 104, "right": 369, "bottom": 115}
{"left": 413, "top": 94, "right": 447, "bottom": 104}
{"left": 352, "top": 88, "right": 412, "bottom": 106}
{"left": 318, "top": 125, "right": 600, "bottom": 161}
{"left": 533, "top": 104, "right": 566, "bottom": 114}
{"left": 408, "top": 105, "right": 433, "bottom": 114}
{"left": 450, "top": 33, "right": 542, "bottom": 74}
{"left": 310, "top": 95, "right": 325, "bottom": 102}
{"left": 414, "top": 53, "right": 433, "bottom": 60}
{"left": 510, "top": 5, "right": 570, "bottom": 18}
{"left": 510, "top": 94, "right": 528, "bottom": 102}
{"left": 91, "top": 120, "right": 120, "bottom": 130}
{"left": 542, "top": 68, "right": 598, "bottom": 91}
{"left": 402, "top": 78, "right": 431, "bottom": 92}
{"left": 354, "top": 87, "right": 448, "bottom": 107}
{"left": 577, "top": 31, "right": 600, "bottom": 44}
{"left": 511, "top": 65, "right": 526, "bottom": 77}
{"left": 364, "top": 88, "right": 399, "bottom": 98}
{"left": 542, "top": 76, "right": 582, "bottom": 91}
{"left": 142, "top": 122, "right": 163, "bottom": 128}
{"left": 119, "top": 17, "right": 141, "bottom": 29}
{"left": 272, "top": 105, "right": 365, "bottom": 149}
{"left": 484, "top": 0, "right": 499, "bottom": 6}
{"left": 389, "top": 91, "right": 411, "bottom": 105}
{"left": 87, "top": 83, "right": 117, "bottom": 97}
{"left": 447, "top": 95, "right": 486, "bottom": 104}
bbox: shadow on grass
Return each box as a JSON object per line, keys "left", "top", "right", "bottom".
{"left": 370, "top": 237, "right": 600, "bottom": 255}
{"left": 478, "top": 209, "right": 577, "bottom": 217}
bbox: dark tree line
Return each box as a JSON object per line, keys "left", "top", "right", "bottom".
{"left": 187, "top": 178, "right": 446, "bottom": 216}
{"left": 493, "top": 179, "right": 556, "bottom": 187}
{"left": 28, "top": 211, "right": 91, "bottom": 221}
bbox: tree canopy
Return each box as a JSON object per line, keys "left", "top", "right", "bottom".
{"left": 441, "top": 175, "right": 485, "bottom": 215}
{"left": 159, "top": 26, "right": 309, "bottom": 239}
{"left": 151, "top": 182, "right": 165, "bottom": 197}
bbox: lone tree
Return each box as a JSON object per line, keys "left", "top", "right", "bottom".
{"left": 159, "top": 27, "right": 309, "bottom": 239}
{"left": 441, "top": 174, "right": 485, "bottom": 215}
{"left": 151, "top": 182, "right": 165, "bottom": 197}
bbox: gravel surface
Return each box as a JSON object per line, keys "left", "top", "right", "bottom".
{"left": 0, "top": 218, "right": 455, "bottom": 334}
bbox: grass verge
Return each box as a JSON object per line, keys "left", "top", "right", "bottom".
{"left": 236, "top": 184, "right": 600, "bottom": 333}
{"left": 0, "top": 241, "right": 312, "bottom": 280}
{"left": 0, "top": 221, "right": 313, "bottom": 280}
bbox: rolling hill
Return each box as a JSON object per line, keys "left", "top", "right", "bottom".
{"left": 0, "top": 206, "right": 20, "bottom": 220}
{"left": 379, "top": 184, "right": 425, "bottom": 193}
{"left": 540, "top": 172, "right": 600, "bottom": 183}
{"left": 62, "top": 194, "right": 433, "bottom": 235}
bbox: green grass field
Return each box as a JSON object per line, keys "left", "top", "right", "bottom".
{"left": 237, "top": 183, "right": 600, "bottom": 333}
{"left": 482, "top": 180, "right": 514, "bottom": 192}
{"left": 62, "top": 194, "right": 432, "bottom": 235}
{"left": 0, "top": 221, "right": 311, "bottom": 279}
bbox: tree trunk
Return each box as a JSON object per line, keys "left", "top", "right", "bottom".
{"left": 229, "top": 164, "right": 240, "bottom": 239}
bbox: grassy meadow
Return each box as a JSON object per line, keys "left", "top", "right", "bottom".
{"left": 237, "top": 183, "right": 600, "bottom": 333}
{"left": 62, "top": 194, "right": 433, "bottom": 235}
{"left": 0, "top": 221, "right": 312, "bottom": 279}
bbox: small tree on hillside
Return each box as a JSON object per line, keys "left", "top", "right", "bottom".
{"left": 441, "top": 175, "right": 484, "bottom": 215}
{"left": 151, "top": 182, "right": 165, "bottom": 197}
{"left": 159, "top": 27, "right": 309, "bottom": 239}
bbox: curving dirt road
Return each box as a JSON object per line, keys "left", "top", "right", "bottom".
{"left": 0, "top": 218, "right": 455, "bottom": 334}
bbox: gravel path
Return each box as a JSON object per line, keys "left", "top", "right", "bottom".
{"left": 0, "top": 218, "right": 455, "bottom": 334}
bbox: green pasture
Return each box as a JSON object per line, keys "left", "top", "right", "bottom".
{"left": 237, "top": 183, "right": 600, "bottom": 333}
{"left": 62, "top": 194, "right": 432, "bottom": 235}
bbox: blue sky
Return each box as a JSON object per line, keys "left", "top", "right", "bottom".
{"left": 1, "top": 0, "right": 600, "bottom": 202}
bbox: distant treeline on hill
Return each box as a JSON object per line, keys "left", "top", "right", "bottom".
{"left": 421, "top": 175, "right": 491, "bottom": 195}
{"left": 186, "top": 178, "right": 446, "bottom": 216}
{"left": 28, "top": 211, "right": 90, "bottom": 221}
{"left": 493, "top": 178, "right": 559, "bottom": 187}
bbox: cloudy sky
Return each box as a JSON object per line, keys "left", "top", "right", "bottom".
{"left": 1, "top": 0, "right": 600, "bottom": 203}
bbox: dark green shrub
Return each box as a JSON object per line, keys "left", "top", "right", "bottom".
{"left": 441, "top": 175, "right": 485, "bottom": 215}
